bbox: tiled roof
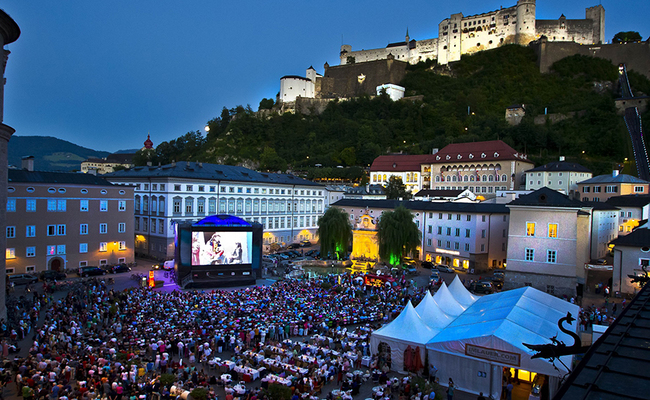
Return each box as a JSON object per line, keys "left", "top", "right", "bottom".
{"left": 414, "top": 189, "right": 464, "bottom": 197}
{"left": 610, "top": 227, "right": 650, "bottom": 247}
{"left": 8, "top": 169, "right": 114, "bottom": 186}
{"left": 105, "top": 161, "right": 323, "bottom": 187}
{"left": 526, "top": 161, "right": 591, "bottom": 173}
{"left": 369, "top": 154, "right": 437, "bottom": 172}
{"left": 429, "top": 140, "right": 530, "bottom": 164}
{"left": 508, "top": 187, "right": 584, "bottom": 208}
{"left": 332, "top": 198, "right": 509, "bottom": 213}
{"left": 579, "top": 173, "right": 649, "bottom": 184}
{"left": 554, "top": 283, "right": 650, "bottom": 400}
{"left": 606, "top": 195, "right": 650, "bottom": 208}
{"left": 580, "top": 201, "right": 619, "bottom": 211}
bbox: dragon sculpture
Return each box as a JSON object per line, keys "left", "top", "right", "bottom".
{"left": 523, "top": 312, "right": 590, "bottom": 361}
{"left": 628, "top": 264, "right": 649, "bottom": 287}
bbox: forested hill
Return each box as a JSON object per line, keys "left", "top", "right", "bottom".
{"left": 137, "top": 45, "right": 650, "bottom": 177}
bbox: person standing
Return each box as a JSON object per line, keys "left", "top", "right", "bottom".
{"left": 447, "top": 378, "right": 455, "bottom": 400}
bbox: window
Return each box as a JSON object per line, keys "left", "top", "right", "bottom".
{"left": 118, "top": 222, "right": 126, "bottom": 233}
{"left": 47, "top": 245, "right": 55, "bottom": 255}
{"left": 47, "top": 225, "right": 56, "bottom": 236}
{"left": 467, "top": 215, "right": 471, "bottom": 221}
{"left": 447, "top": 213, "right": 452, "bottom": 220}
{"left": 100, "top": 200, "right": 108, "bottom": 211}
{"left": 99, "top": 223, "right": 107, "bottom": 234}
{"left": 635, "top": 186, "right": 645, "bottom": 193}
{"left": 26, "top": 247, "right": 36, "bottom": 257}
{"left": 446, "top": 227, "right": 452, "bottom": 235}
{"left": 481, "top": 229, "right": 486, "bottom": 238}
{"left": 465, "top": 243, "right": 470, "bottom": 251}
{"left": 79, "top": 243, "right": 88, "bottom": 253}
{"left": 57, "top": 199, "right": 66, "bottom": 211}
{"left": 135, "top": 217, "right": 140, "bottom": 231}
{"left": 151, "top": 219, "right": 156, "bottom": 233}
{"left": 26, "top": 199, "right": 36, "bottom": 212}
{"left": 173, "top": 199, "right": 181, "bottom": 214}
{"left": 547, "top": 250, "right": 557, "bottom": 263}
{"left": 437, "top": 239, "right": 442, "bottom": 247}
{"left": 118, "top": 200, "right": 126, "bottom": 211}
{"left": 446, "top": 241, "right": 451, "bottom": 248}
{"left": 481, "top": 215, "right": 486, "bottom": 222}
{"left": 465, "top": 229, "right": 470, "bottom": 238}
{"left": 26, "top": 226, "right": 35, "bottom": 237}
{"left": 582, "top": 186, "right": 590, "bottom": 193}
{"left": 6, "top": 226, "right": 15, "bottom": 238}
{"left": 438, "top": 213, "right": 443, "bottom": 219}
{"left": 480, "top": 244, "right": 485, "bottom": 252}
{"left": 605, "top": 185, "right": 617, "bottom": 193}
{"left": 159, "top": 222, "right": 164, "bottom": 234}
{"left": 57, "top": 224, "right": 66, "bottom": 236}
{"left": 47, "top": 199, "right": 57, "bottom": 211}
{"left": 525, "top": 248, "right": 534, "bottom": 261}
{"left": 437, "top": 226, "right": 442, "bottom": 234}
{"left": 526, "top": 222, "right": 535, "bottom": 236}
{"left": 185, "top": 198, "right": 193, "bottom": 214}
{"left": 99, "top": 242, "right": 108, "bottom": 252}
{"left": 548, "top": 223, "right": 558, "bottom": 238}
{"left": 80, "top": 200, "right": 89, "bottom": 212}
{"left": 198, "top": 185, "right": 205, "bottom": 192}
{"left": 118, "top": 241, "right": 126, "bottom": 250}
{"left": 5, "top": 248, "right": 15, "bottom": 259}
{"left": 454, "top": 242, "right": 460, "bottom": 250}
{"left": 593, "top": 186, "right": 601, "bottom": 193}
{"left": 6, "top": 198, "right": 15, "bottom": 212}
{"left": 175, "top": 184, "right": 181, "bottom": 191}
{"left": 427, "top": 238, "right": 432, "bottom": 246}
{"left": 56, "top": 245, "right": 66, "bottom": 255}
{"left": 186, "top": 185, "right": 193, "bottom": 191}
{"left": 455, "top": 228, "right": 460, "bottom": 237}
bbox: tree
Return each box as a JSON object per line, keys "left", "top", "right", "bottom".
{"left": 384, "top": 176, "right": 412, "bottom": 200}
{"left": 376, "top": 206, "right": 421, "bottom": 266}
{"left": 259, "top": 98, "right": 274, "bottom": 110}
{"left": 612, "top": 31, "right": 642, "bottom": 44}
{"left": 317, "top": 207, "right": 352, "bottom": 260}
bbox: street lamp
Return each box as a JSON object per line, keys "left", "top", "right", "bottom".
{"left": 204, "top": 125, "right": 210, "bottom": 132}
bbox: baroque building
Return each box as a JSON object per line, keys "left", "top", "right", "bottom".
{"left": 340, "top": 0, "right": 604, "bottom": 66}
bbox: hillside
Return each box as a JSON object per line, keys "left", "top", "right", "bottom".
{"left": 138, "top": 45, "right": 650, "bottom": 177}
{"left": 8, "top": 136, "right": 110, "bottom": 172}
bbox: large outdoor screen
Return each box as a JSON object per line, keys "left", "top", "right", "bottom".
{"left": 191, "top": 230, "right": 252, "bottom": 266}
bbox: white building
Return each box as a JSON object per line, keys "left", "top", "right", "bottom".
{"left": 525, "top": 157, "right": 592, "bottom": 199}
{"left": 105, "top": 162, "right": 326, "bottom": 259}
{"left": 279, "top": 67, "right": 320, "bottom": 103}
{"left": 611, "top": 224, "right": 650, "bottom": 296}
{"left": 332, "top": 199, "right": 509, "bottom": 273}
{"left": 369, "top": 154, "right": 435, "bottom": 193}
{"left": 376, "top": 84, "right": 405, "bottom": 101}
{"left": 606, "top": 194, "right": 650, "bottom": 235}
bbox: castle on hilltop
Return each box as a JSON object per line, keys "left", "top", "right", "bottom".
{"left": 340, "top": 0, "right": 604, "bottom": 66}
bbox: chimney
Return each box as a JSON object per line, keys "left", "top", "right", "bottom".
{"left": 612, "top": 170, "right": 619, "bottom": 177}
{"left": 559, "top": 156, "right": 565, "bottom": 162}
{"left": 432, "top": 148, "right": 439, "bottom": 155}
{"left": 21, "top": 155, "right": 34, "bottom": 171}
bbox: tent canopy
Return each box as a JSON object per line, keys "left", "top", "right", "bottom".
{"left": 415, "top": 290, "right": 455, "bottom": 330}
{"left": 432, "top": 282, "right": 466, "bottom": 316}
{"left": 448, "top": 275, "right": 478, "bottom": 308}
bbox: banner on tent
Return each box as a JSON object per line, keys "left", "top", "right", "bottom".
{"left": 465, "top": 344, "right": 521, "bottom": 367}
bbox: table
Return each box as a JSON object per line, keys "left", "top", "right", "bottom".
{"left": 361, "top": 356, "right": 371, "bottom": 367}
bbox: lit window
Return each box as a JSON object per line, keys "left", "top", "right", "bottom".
{"left": 118, "top": 241, "right": 126, "bottom": 250}
{"left": 57, "top": 200, "right": 66, "bottom": 212}
{"left": 47, "top": 245, "right": 55, "bottom": 255}
{"left": 100, "top": 200, "right": 108, "bottom": 211}
{"left": 47, "top": 199, "right": 57, "bottom": 211}
{"left": 5, "top": 248, "right": 15, "bottom": 259}
{"left": 99, "top": 242, "right": 108, "bottom": 252}
{"left": 526, "top": 222, "right": 535, "bottom": 236}
{"left": 79, "top": 243, "right": 88, "bottom": 253}
{"left": 6, "top": 199, "right": 16, "bottom": 212}
{"left": 26, "top": 199, "right": 36, "bottom": 212}
{"left": 80, "top": 200, "right": 89, "bottom": 212}
{"left": 548, "top": 223, "right": 558, "bottom": 238}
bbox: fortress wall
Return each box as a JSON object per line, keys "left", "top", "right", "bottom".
{"left": 320, "top": 59, "right": 408, "bottom": 99}
{"left": 533, "top": 40, "right": 650, "bottom": 79}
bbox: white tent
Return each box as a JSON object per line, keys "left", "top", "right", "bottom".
{"left": 370, "top": 301, "right": 433, "bottom": 372}
{"left": 432, "top": 282, "right": 466, "bottom": 316}
{"left": 415, "top": 290, "right": 455, "bottom": 330}
{"left": 425, "top": 287, "right": 580, "bottom": 399}
{"left": 448, "top": 275, "right": 478, "bottom": 308}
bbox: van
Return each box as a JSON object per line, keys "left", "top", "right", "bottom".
{"left": 163, "top": 260, "right": 175, "bottom": 270}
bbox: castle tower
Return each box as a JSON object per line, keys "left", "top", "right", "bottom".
{"left": 340, "top": 44, "right": 352, "bottom": 65}
{"left": 516, "top": 0, "right": 536, "bottom": 45}
{"left": 0, "top": 9, "right": 20, "bottom": 321}
{"left": 585, "top": 5, "right": 605, "bottom": 44}
{"left": 306, "top": 65, "right": 317, "bottom": 83}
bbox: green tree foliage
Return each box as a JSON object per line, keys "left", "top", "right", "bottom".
{"left": 376, "top": 206, "right": 421, "bottom": 266}
{"left": 259, "top": 98, "right": 275, "bottom": 110}
{"left": 612, "top": 31, "right": 642, "bottom": 44}
{"left": 317, "top": 207, "right": 352, "bottom": 260}
{"left": 384, "top": 176, "right": 412, "bottom": 200}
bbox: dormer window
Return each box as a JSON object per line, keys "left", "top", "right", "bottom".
{"left": 481, "top": 153, "right": 486, "bottom": 158}
{"left": 436, "top": 155, "right": 441, "bottom": 160}
{"left": 446, "top": 155, "right": 451, "bottom": 160}
{"left": 457, "top": 155, "right": 462, "bottom": 159}
{"left": 494, "top": 152, "right": 499, "bottom": 157}
{"left": 469, "top": 154, "right": 474, "bottom": 159}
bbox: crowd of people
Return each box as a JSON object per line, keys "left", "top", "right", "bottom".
{"left": 1, "top": 273, "right": 429, "bottom": 400}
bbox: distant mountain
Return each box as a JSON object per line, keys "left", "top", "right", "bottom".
{"left": 114, "top": 148, "right": 139, "bottom": 154}
{"left": 8, "top": 136, "right": 110, "bottom": 172}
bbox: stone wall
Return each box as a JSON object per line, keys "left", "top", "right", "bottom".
{"left": 320, "top": 59, "right": 408, "bottom": 100}
{"left": 532, "top": 39, "right": 650, "bottom": 79}
{"left": 503, "top": 270, "right": 577, "bottom": 298}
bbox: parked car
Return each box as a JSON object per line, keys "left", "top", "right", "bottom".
{"left": 305, "top": 250, "right": 320, "bottom": 258}
{"left": 436, "top": 264, "right": 454, "bottom": 273}
{"left": 402, "top": 257, "right": 417, "bottom": 266}
{"left": 287, "top": 243, "right": 301, "bottom": 249}
{"left": 107, "top": 264, "right": 132, "bottom": 274}
{"left": 39, "top": 270, "right": 66, "bottom": 282}
{"left": 78, "top": 266, "right": 107, "bottom": 277}
{"left": 9, "top": 273, "right": 39, "bottom": 285}
{"left": 421, "top": 261, "right": 434, "bottom": 269}
{"left": 300, "top": 240, "right": 312, "bottom": 247}
{"left": 469, "top": 281, "right": 495, "bottom": 294}
{"left": 404, "top": 265, "right": 418, "bottom": 275}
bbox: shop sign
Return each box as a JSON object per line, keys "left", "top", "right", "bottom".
{"left": 465, "top": 344, "right": 520, "bottom": 366}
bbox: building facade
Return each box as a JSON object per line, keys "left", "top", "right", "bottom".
{"left": 332, "top": 199, "right": 509, "bottom": 273}
{"left": 577, "top": 171, "right": 650, "bottom": 202}
{"left": 421, "top": 140, "right": 534, "bottom": 197}
{"left": 370, "top": 154, "right": 435, "bottom": 193}
{"left": 525, "top": 157, "right": 592, "bottom": 199}
{"left": 611, "top": 225, "right": 650, "bottom": 296}
{"left": 105, "top": 162, "right": 326, "bottom": 259}
{"left": 606, "top": 195, "right": 650, "bottom": 235}
{"left": 505, "top": 188, "right": 591, "bottom": 298}
{"left": 6, "top": 169, "right": 135, "bottom": 274}
{"left": 339, "top": 0, "right": 604, "bottom": 66}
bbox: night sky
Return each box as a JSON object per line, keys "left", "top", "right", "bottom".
{"left": 2, "top": 0, "right": 648, "bottom": 152}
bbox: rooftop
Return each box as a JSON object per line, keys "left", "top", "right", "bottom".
{"left": 526, "top": 161, "right": 591, "bottom": 173}
{"left": 370, "top": 154, "right": 437, "bottom": 172}
{"left": 606, "top": 194, "right": 650, "bottom": 208}
{"left": 332, "top": 198, "right": 509, "bottom": 213}
{"left": 429, "top": 140, "right": 530, "bottom": 164}
{"left": 610, "top": 226, "right": 650, "bottom": 248}
{"left": 579, "top": 173, "right": 649, "bottom": 185}
{"left": 508, "top": 187, "right": 584, "bottom": 208}
{"left": 105, "top": 161, "right": 323, "bottom": 187}
{"left": 8, "top": 169, "right": 115, "bottom": 186}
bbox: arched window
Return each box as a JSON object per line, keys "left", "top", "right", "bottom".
{"left": 253, "top": 199, "right": 259, "bottom": 213}
{"left": 245, "top": 199, "right": 252, "bottom": 213}
{"left": 482, "top": 175, "right": 488, "bottom": 182}
{"left": 446, "top": 176, "right": 451, "bottom": 182}
{"left": 463, "top": 175, "right": 469, "bottom": 182}
{"left": 435, "top": 176, "right": 440, "bottom": 182}
{"left": 488, "top": 175, "right": 494, "bottom": 182}
{"left": 452, "top": 176, "right": 457, "bottom": 182}
{"left": 470, "top": 175, "right": 475, "bottom": 182}
{"left": 502, "top": 174, "right": 507, "bottom": 182}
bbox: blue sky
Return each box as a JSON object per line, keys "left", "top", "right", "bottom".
{"left": 2, "top": 0, "right": 648, "bottom": 152}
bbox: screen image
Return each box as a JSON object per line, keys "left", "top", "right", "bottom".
{"left": 191, "top": 230, "right": 252, "bottom": 266}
